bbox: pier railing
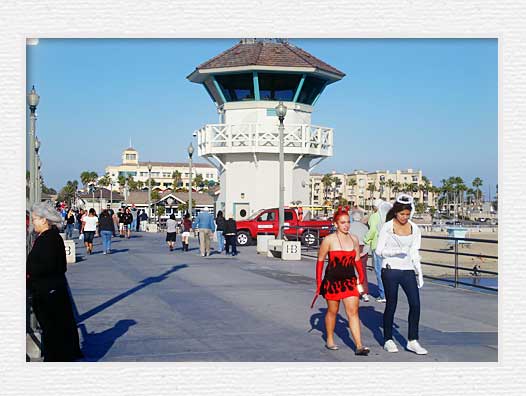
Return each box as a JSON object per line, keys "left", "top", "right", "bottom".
{"left": 278, "top": 226, "right": 498, "bottom": 293}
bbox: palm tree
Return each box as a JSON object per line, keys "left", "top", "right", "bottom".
{"left": 172, "top": 170, "right": 182, "bottom": 190}
{"left": 367, "top": 182, "right": 377, "bottom": 209}
{"left": 393, "top": 182, "right": 401, "bottom": 197}
{"left": 333, "top": 177, "right": 342, "bottom": 207}
{"left": 80, "top": 171, "right": 98, "bottom": 190}
{"left": 321, "top": 174, "right": 334, "bottom": 201}
{"left": 58, "top": 180, "right": 78, "bottom": 207}
{"left": 386, "top": 179, "right": 395, "bottom": 201}
{"left": 472, "top": 177, "right": 483, "bottom": 206}
{"left": 347, "top": 178, "right": 357, "bottom": 205}
{"left": 193, "top": 173, "right": 204, "bottom": 190}
{"left": 98, "top": 173, "right": 111, "bottom": 189}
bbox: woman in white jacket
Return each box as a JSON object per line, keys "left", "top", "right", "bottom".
{"left": 375, "top": 194, "right": 428, "bottom": 355}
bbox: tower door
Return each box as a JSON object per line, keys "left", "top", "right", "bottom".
{"left": 233, "top": 203, "right": 250, "bottom": 221}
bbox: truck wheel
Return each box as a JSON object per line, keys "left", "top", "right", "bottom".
{"left": 236, "top": 231, "right": 252, "bottom": 246}
{"left": 301, "top": 231, "right": 318, "bottom": 247}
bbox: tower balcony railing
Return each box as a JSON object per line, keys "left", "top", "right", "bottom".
{"left": 196, "top": 123, "right": 333, "bottom": 157}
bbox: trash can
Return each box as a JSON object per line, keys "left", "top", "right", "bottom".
{"left": 257, "top": 234, "right": 275, "bottom": 254}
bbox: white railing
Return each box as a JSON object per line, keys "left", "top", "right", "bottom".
{"left": 196, "top": 123, "right": 333, "bottom": 157}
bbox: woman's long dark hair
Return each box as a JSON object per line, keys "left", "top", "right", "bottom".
{"left": 386, "top": 202, "right": 412, "bottom": 222}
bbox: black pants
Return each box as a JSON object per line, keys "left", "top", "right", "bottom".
{"left": 381, "top": 268, "right": 421, "bottom": 342}
{"left": 224, "top": 234, "right": 237, "bottom": 254}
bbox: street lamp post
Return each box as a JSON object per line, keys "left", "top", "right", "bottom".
{"left": 188, "top": 143, "right": 194, "bottom": 218}
{"left": 148, "top": 162, "right": 152, "bottom": 223}
{"left": 27, "top": 85, "right": 39, "bottom": 207}
{"left": 275, "top": 101, "right": 287, "bottom": 240}
{"left": 109, "top": 181, "right": 113, "bottom": 208}
{"left": 36, "top": 154, "right": 42, "bottom": 203}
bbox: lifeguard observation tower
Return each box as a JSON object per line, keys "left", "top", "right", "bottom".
{"left": 187, "top": 39, "right": 344, "bottom": 219}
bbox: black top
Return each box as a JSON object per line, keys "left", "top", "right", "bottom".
{"left": 117, "top": 212, "right": 124, "bottom": 223}
{"left": 123, "top": 213, "right": 133, "bottom": 225}
{"left": 65, "top": 214, "right": 75, "bottom": 225}
{"left": 99, "top": 214, "right": 115, "bottom": 231}
{"left": 224, "top": 219, "right": 237, "bottom": 235}
{"left": 26, "top": 227, "right": 68, "bottom": 293}
{"left": 216, "top": 216, "right": 226, "bottom": 231}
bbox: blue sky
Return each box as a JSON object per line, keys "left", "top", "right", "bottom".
{"left": 26, "top": 38, "right": 498, "bottom": 196}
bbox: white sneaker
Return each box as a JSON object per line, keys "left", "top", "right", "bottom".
{"left": 407, "top": 340, "right": 428, "bottom": 355}
{"left": 376, "top": 297, "right": 387, "bottom": 303}
{"left": 361, "top": 294, "right": 370, "bottom": 302}
{"left": 383, "top": 339, "right": 399, "bottom": 353}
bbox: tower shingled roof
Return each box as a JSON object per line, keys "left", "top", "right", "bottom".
{"left": 194, "top": 40, "right": 345, "bottom": 77}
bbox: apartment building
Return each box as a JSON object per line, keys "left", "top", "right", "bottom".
{"left": 310, "top": 169, "right": 436, "bottom": 209}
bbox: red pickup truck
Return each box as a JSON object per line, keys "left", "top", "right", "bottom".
{"left": 235, "top": 208, "right": 333, "bottom": 247}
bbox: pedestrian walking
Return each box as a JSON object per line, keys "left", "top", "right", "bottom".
{"left": 81, "top": 208, "right": 98, "bottom": 255}
{"left": 312, "top": 206, "right": 370, "bottom": 355}
{"left": 364, "top": 199, "right": 387, "bottom": 303}
{"left": 223, "top": 214, "right": 238, "bottom": 256}
{"left": 123, "top": 207, "right": 133, "bottom": 239}
{"left": 194, "top": 207, "right": 215, "bottom": 256}
{"left": 98, "top": 209, "right": 114, "bottom": 254}
{"left": 349, "top": 210, "right": 371, "bottom": 302}
{"left": 140, "top": 210, "right": 148, "bottom": 232}
{"left": 136, "top": 208, "right": 141, "bottom": 232}
{"left": 76, "top": 209, "right": 84, "bottom": 234}
{"left": 117, "top": 207, "right": 125, "bottom": 237}
{"left": 376, "top": 194, "right": 427, "bottom": 355}
{"left": 181, "top": 213, "right": 192, "bottom": 251}
{"left": 131, "top": 204, "right": 138, "bottom": 232}
{"left": 215, "top": 210, "right": 226, "bottom": 253}
{"left": 166, "top": 214, "right": 177, "bottom": 251}
{"left": 27, "top": 202, "right": 83, "bottom": 362}
{"left": 64, "top": 208, "right": 76, "bottom": 240}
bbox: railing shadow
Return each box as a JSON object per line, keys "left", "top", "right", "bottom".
{"left": 77, "top": 264, "right": 188, "bottom": 324}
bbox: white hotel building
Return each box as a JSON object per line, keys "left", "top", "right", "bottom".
{"left": 105, "top": 147, "right": 219, "bottom": 191}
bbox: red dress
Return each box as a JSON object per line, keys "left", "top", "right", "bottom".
{"left": 320, "top": 250, "right": 363, "bottom": 300}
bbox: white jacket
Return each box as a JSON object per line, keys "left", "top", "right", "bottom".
{"left": 375, "top": 219, "right": 424, "bottom": 287}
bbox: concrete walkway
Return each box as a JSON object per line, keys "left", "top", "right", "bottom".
{"left": 66, "top": 232, "right": 497, "bottom": 362}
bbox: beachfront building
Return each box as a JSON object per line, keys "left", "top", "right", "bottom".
{"left": 310, "top": 169, "right": 436, "bottom": 210}
{"left": 104, "top": 147, "right": 219, "bottom": 191}
{"left": 188, "top": 38, "right": 344, "bottom": 219}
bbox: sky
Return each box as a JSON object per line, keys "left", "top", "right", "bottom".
{"left": 26, "top": 38, "right": 498, "bottom": 197}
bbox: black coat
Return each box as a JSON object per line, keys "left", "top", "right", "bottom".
{"left": 26, "top": 227, "right": 82, "bottom": 361}
{"left": 215, "top": 216, "right": 226, "bottom": 232}
{"left": 224, "top": 218, "right": 237, "bottom": 235}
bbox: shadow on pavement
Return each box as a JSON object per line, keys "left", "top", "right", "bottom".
{"left": 80, "top": 319, "right": 137, "bottom": 361}
{"left": 76, "top": 264, "right": 188, "bottom": 324}
{"left": 309, "top": 305, "right": 404, "bottom": 350}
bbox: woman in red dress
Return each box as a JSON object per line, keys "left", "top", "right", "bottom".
{"left": 314, "top": 206, "right": 370, "bottom": 355}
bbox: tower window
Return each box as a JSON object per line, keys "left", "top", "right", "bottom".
{"left": 297, "top": 75, "right": 326, "bottom": 105}
{"left": 258, "top": 73, "right": 301, "bottom": 101}
{"left": 215, "top": 73, "right": 254, "bottom": 102}
{"left": 125, "top": 154, "right": 136, "bottom": 160}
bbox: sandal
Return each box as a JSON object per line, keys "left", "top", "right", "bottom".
{"left": 355, "top": 346, "right": 370, "bottom": 356}
{"left": 325, "top": 344, "right": 339, "bottom": 351}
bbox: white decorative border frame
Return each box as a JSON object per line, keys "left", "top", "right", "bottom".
{"left": 2, "top": 0, "right": 520, "bottom": 394}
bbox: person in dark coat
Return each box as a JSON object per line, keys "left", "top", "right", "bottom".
{"left": 26, "top": 202, "right": 83, "bottom": 362}
{"left": 215, "top": 210, "right": 226, "bottom": 253}
{"left": 224, "top": 214, "right": 238, "bottom": 256}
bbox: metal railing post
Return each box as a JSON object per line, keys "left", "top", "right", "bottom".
{"left": 454, "top": 239, "right": 459, "bottom": 288}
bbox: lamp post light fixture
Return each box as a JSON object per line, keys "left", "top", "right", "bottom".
{"left": 187, "top": 143, "right": 194, "bottom": 218}
{"left": 147, "top": 161, "right": 152, "bottom": 223}
{"left": 275, "top": 101, "right": 287, "bottom": 240}
{"left": 27, "top": 85, "right": 39, "bottom": 207}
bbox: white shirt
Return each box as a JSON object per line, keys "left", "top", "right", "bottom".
{"left": 376, "top": 219, "right": 422, "bottom": 271}
{"left": 166, "top": 219, "right": 177, "bottom": 233}
{"left": 83, "top": 215, "right": 98, "bottom": 232}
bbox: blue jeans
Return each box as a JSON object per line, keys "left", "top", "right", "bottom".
{"left": 216, "top": 231, "right": 224, "bottom": 251}
{"left": 101, "top": 230, "right": 113, "bottom": 252}
{"left": 131, "top": 218, "right": 137, "bottom": 230}
{"left": 373, "top": 250, "right": 385, "bottom": 299}
{"left": 381, "top": 268, "right": 421, "bottom": 342}
{"left": 65, "top": 224, "right": 74, "bottom": 240}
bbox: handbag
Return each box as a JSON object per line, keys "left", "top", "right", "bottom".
{"left": 79, "top": 233, "right": 84, "bottom": 241}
